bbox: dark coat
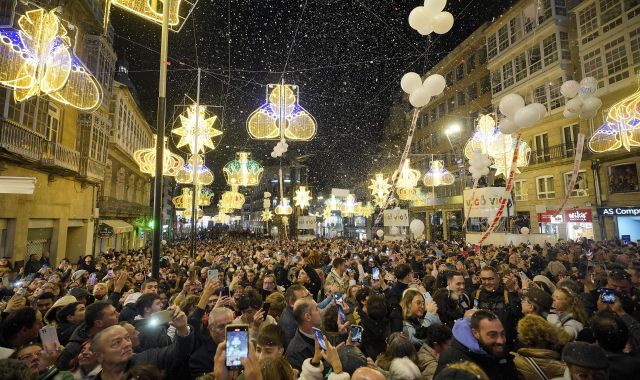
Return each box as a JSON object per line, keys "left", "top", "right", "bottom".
{"left": 359, "top": 307, "right": 390, "bottom": 360}
{"left": 386, "top": 281, "right": 409, "bottom": 333}
{"left": 284, "top": 329, "right": 315, "bottom": 370}
{"left": 279, "top": 306, "right": 297, "bottom": 348}
{"left": 471, "top": 286, "right": 521, "bottom": 348}
{"left": 303, "top": 265, "right": 323, "bottom": 300}
{"left": 433, "top": 288, "right": 471, "bottom": 328}
{"left": 134, "top": 319, "right": 172, "bottom": 351}
{"left": 189, "top": 333, "right": 218, "bottom": 379}
{"left": 56, "top": 322, "right": 88, "bottom": 370}
{"left": 435, "top": 338, "right": 518, "bottom": 380}
{"left": 605, "top": 350, "right": 640, "bottom": 380}
{"left": 56, "top": 322, "right": 79, "bottom": 347}
{"left": 118, "top": 304, "right": 138, "bottom": 324}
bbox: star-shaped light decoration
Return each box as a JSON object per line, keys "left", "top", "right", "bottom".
{"left": 341, "top": 194, "right": 357, "bottom": 216}
{"left": 172, "top": 104, "right": 222, "bottom": 154}
{"left": 325, "top": 195, "right": 340, "bottom": 211}
{"left": 323, "top": 206, "right": 333, "bottom": 220}
{"left": 423, "top": 160, "right": 455, "bottom": 187}
{"left": 261, "top": 210, "right": 274, "bottom": 222}
{"left": 369, "top": 173, "right": 391, "bottom": 207}
{"left": 358, "top": 202, "right": 375, "bottom": 218}
{"left": 294, "top": 186, "right": 312, "bottom": 209}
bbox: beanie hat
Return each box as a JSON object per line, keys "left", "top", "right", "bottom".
{"left": 524, "top": 288, "right": 553, "bottom": 313}
{"left": 71, "top": 270, "right": 88, "bottom": 282}
{"left": 562, "top": 342, "right": 609, "bottom": 370}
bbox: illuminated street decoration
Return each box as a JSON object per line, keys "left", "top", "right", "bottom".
{"left": 261, "top": 209, "right": 274, "bottom": 222}
{"left": 172, "top": 187, "right": 212, "bottom": 209}
{"left": 176, "top": 154, "right": 214, "bottom": 185}
{"left": 172, "top": 104, "right": 222, "bottom": 154}
{"left": 464, "top": 114, "right": 531, "bottom": 177}
{"left": 369, "top": 173, "right": 391, "bottom": 207}
{"left": 0, "top": 8, "right": 102, "bottom": 111}
{"left": 589, "top": 86, "right": 640, "bottom": 153}
{"left": 212, "top": 211, "right": 230, "bottom": 225}
{"left": 134, "top": 135, "right": 184, "bottom": 177}
{"left": 423, "top": 160, "right": 455, "bottom": 187}
{"left": 325, "top": 195, "right": 341, "bottom": 211}
{"left": 223, "top": 152, "right": 264, "bottom": 187}
{"left": 393, "top": 159, "right": 420, "bottom": 200}
{"left": 411, "top": 189, "right": 433, "bottom": 207}
{"left": 247, "top": 83, "right": 317, "bottom": 141}
{"left": 294, "top": 186, "right": 312, "bottom": 209}
{"left": 219, "top": 186, "right": 245, "bottom": 210}
{"left": 358, "top": 202, "right": 375, "bottom": 218}
{"left": 181, "top": 207, "right": 202, "bottom": 220}
{"left": 322, "top": 206, "right": 333, "bottom": 220}
{"left": 275, "top": 197, "right": 293, "bottom": 215}
{"left": 341, "top": 194, "right": 357, "bottom": 216}
{"left": 108, "top": 0, "right": 198, "bottom": 32}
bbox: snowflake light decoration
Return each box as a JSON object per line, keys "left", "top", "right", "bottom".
{"left": 109, "top": 0, "right": 199, "bottom": 32}
{"left": 423, "top": 160, "right": 455, "bottom": 187}
{"left": 0, "top": 8, "right": 102, "bottom": 111}
{"left": 172, "top": 104, "right": 222, "bottom": 154}
{"left": 133, "top": 135, "right": 184, "bottom": 177}
{"left": 175, "top": 154, "right": 214, "bottom": 185}
{"left": 275, "top": 197, "right": 293, "bottom": 215}
{"left": 369, "top": 173, "right": 391, "bottom": 207}
{"left": 323, "top": 206, "right": 333, "bottom": 220}
{"left": 294, "top": 186, "right": 312, "bottom": 209}
{"left": 589, "top": 86, "right": 640, "bottom": 153}
{"left": 261, "top": 210, "right": 274, "bottom": 222}
{"left": 223, "top": 152, "right": 264, "bottom": 187}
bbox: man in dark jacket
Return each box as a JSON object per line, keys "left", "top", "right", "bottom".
{"left": 385, "top": 263, "right": 413, "bottom": 332}
{"left": 434, "top": 271, "right": 472, "bottom": 328}
{"left": 23, "top": 254, "right": 42, "bottom": 276}
{"left": 189, "top": 307, "right": 234, "bottom": 379}
{"left": 278, "top": 284, "right": 310, "bottom": 347}
{"left": 133, "top": 293, "right": 172, "bottom": 351}
{"left": 592, "top": 311, "right": 640, "bottom": 380}
{"left": 285, "top": 297, "right": 322, "bottom": 370}
{"left": 358, "top": 294, "right": 390, "bottom": 360}
{"left": 435, "top": 310, "right": 518, "bottom": 380}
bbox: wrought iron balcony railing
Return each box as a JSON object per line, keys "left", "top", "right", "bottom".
{"left": 41, "top": 141, "right": 81, "bottom": 173}
{"left": 0, "top": 119, "right": 44, "bottom": 162}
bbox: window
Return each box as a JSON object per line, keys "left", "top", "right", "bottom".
{"left": 539, "top": 0, "right": 552, "bottom": 24}
{"left": 457, "top": 91, "right": 466, "bottom": 106}
{"left": 447, "top": 97, "right": 455, "bottom": 113}
{"left": 514, "top": 53, "right": 527, "bottom": 82}
{"left": 630, "top": 27, "right": 640, "bottom": 65}
{"left": 537, "top": 176, "right": 555, "bottom": 199}
{"left": 502, "top": 61, "right": 514, "bottom": 89}
{"left": 534, "top": 84, "right": 547, "bottom": 106}
{"left": 559, "top": 32, "right": 570, "bottom": 60}
{"left": 478, "top": 46, "right": 487, "bottom": 64}
{"left": 491, "top": 71, "right": 502, "bottom": 94}
{"left": 543, "top": 34, "right": 558, "bottom": 66}
{"left": 578, "top": 4, "right": 598, "bottom": 37}
{"left": 562, "top": 124, "right": 580, "bottom": 155}
{"left": 467, "top": 83, "right": 478, "bottom": 101}
{"left": 583, "top": 49, "right": 604, "bottom": 81}
{"left": 549, "top": 78, "right": 564, "bottom": 110}
{"left": 523, "top": 3, "right": 536, "bottom": 34}
{"left": 437, "top": 103, "right": 445, "bottom": 118}
{"left": 609, "top": 163, "right": 640, "bottom": 193}
{"left": 446, "top": 71, "right": 454, "bottom": 84}
{"left": 514, "top": 180, "right": 527, "bottom": 201}
{"left": 498, "top": 25, "right": 509, "bottom": 52}
{"left": 487, "top": 34, "right": 498, "bottom": 59}
{"left": 626, "top": 0, "right": 640, "bottom": 11}
{"left": 84, "top": 35, "right": 116, "bottom": 95}
{"left": 534, "top": 133, "right": 550, "bottom": 163}
{"left": 528, "top": 45, "right": 542, "bottom": 74}
{"left": 467, "top": 53, "right": 476, "bottom": 73}
{"left": 455, "top": 64, "right": 464, "bottom": 81}
{"left": 480, "top": 75, "right": 491, "bottom": 94}
{"left": 555, "top": 0, "right": 567, "bottom": 16}
{"left": 600, "top": 0, "right": 623, "bottom": 24}
{"left": 509, "top": 17, "right": 521, "bottom": 44}
{"left": 45, "top": 103, "right": 61, "bottom": 142}
{"left": 564, "top": 170, "right": 589, "bottom": 197}
{"left": 604, "top": 36, "right": 629, "bottom": 84}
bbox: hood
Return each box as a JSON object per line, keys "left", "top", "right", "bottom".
{"left": 516, "top": 347, "right": 561, "bottom": 360}
{"left": 452, "top": 318, "right": 487, "bottom": 356}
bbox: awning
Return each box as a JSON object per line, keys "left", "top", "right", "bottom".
{"left": 100, "top": 220, "right": 133, "bottom": 234}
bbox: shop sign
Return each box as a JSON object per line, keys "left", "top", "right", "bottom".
{"left": 98, "top": 224, "right": 113, "bottom": 238}
{"left": 538, "top": 211, "right": 563, "bottom": 224}
{"left": 384, "top": 209, "right": 409, "bottom": 227}
{"left": 565, "top": 209, "right": 592, "bottom": 223}
{"left": 598, "top": 207, "right": 640, "bottom": 216}
{"left": 297, "top": 216, "right": 316, "bottom": 230}
{"left": 463, "top": 187, "right": 510, "bottom": 218}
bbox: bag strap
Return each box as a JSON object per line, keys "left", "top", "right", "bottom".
{"left": 522, "top": 356, "right": 549, "bottom": 380}
{"left": 503, "top": 289, "right": 510, "bottom": 305}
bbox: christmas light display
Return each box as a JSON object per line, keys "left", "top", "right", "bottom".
{"left": 219, "top": 186, "right": 245, "bottom": 210}
{"left": 325, "top": 195, "right": 341, "bottom": 211}
{"left": 133, "top": 135, "right": 184, "bottom": 177}
{"left": 423, "top": 160, "right": 455, "bottom": 187}
{"left": 340, "top": 194, "right": 357, "bottom": 216}
{"left": 172, "top": 104, "right": 222, "bottom": 154}
{"left": 223, "top": 152, "right": 264, "bottom": 187}
{"left": 369, "top": 173, "right": 392, "bottom": 207}
{"left": 212, "top": 210, "right": 230, "bottom": 225}
{"left": 275, "top": 197, "right": 293, "bottom": 215}
{"left": 172, "top": 187, "right": 212, "bottom": 209}
{"left": 0, "top": 8, "right": 102, "bottom": 111}
{"left": 411, "top": 189, "right": 433, "bottom": 207}
{"left": 108, "top": 0, "right": 198, "bottom": 32}
{"left": 589, "top": 85, "right": 640, "bottom": 153}
{"left": 358, "top": 202, "right": 375, "bottom": 218}
{"left": 175, "top": 154, "right": 214, "bottom": 185}
{"left": 294, "top": 186, "right": 312, "bottom": 209}
{"left": 393, "top": 159, "right": 420, "bottom": 199}
{"left": 261, "top": 209, "right": 274, "bottom": 222}
{"left": 181, "top": 207, "right": 203, "bottom": 220}
{"left": 322, "top": 206, "right": 333, "bottom": 220}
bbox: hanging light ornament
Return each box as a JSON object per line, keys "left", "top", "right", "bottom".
{"left": 108, "top": 0, "right": 199, "bottom": 32}
{"left": 589, "top": 85, "right": 640, "bottom": 153}
{"left": 212, "top": 210, "right": 230, "bottom": 225}
{"left": 490, "top": 139, "right": 531, "bottom": 177}
{"left": 223, "top": 152, "right": 264, "bottom": 187}
{"left": 359, "top": 202, "right": 375, "bottom": 218}
{"left": 325, "top": 195, "right": 341, "bottom": 211}
{"left": 340, "top": 194, "right": 357, "bottom": 216}
{"left": 175, "top": 154, "right": 214, "bottom": 185}
{"left": 294, "top": 186, "right": 312, "bottom": 209}
{"left": 394, "top": 159, "right": 421, "bottom": 200}
{"left": 423, "top": 160, "right": 455, "bottom": 186}
{"left": 172, "top": 187, "right": 212, "bottom": 209}
{"left": 172, "top": 104, "right": 222, "bottom": 154}
{"left": 275, "top": 197, "right": 293, "bottom": 215}
{"left": 219, "top": 186, "right": 245, "bottom": 210}
{"left": 134, "top": 135, "right": 184, "bottom": 177}
{"left": 182, "top": 207, "right": 203, "bottom": 220}
{"left": 369, "top": 173, "right": 392, "bottom": 207}
{"left": 322, "top": 206, "right": 333, "bottom": 220}
{"left": 0, "top": 8, "right": 102, "bottom": 111}
{"left": 261, "top": 210, "right": 274, "bottom": 222}
{"left": 411, "top": 189, "right": 434, "bottom": 207}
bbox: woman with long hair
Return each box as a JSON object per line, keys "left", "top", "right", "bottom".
{"left": 400, "top": 289, "right": 441, "bottom": 348}
{"left": 375, "top": 332, "right": 418, "bottom": 373}
{"left": 547, "top": 286, "right": 588, "bottom": 340}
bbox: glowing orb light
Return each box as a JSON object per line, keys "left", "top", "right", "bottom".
{"left": 133, "top": 135, "right": 184, "bottom": 177}
{"left": 223, "top": 152, "right": 264, "bottom": 187}
{"left": 423, "top": 160, "right": 455, "bottom": 187}
{"left": 589, "top": 86, "right": 640, "bottom": 153}
{"left": 294, "top": 186, "right": 312, "bottom": 209}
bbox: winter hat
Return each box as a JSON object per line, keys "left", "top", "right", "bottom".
{"left": 562, "top": 342, "right": 609, "bottom": 370}
{"left": 532, "top": 275, "right": 556, "bottom": 293}
{"left": 71, "top": 270, "right": 88, "bottom": 282}
{"left": 44, "top": 295, "right": 78, "bottom": 322}
{"left": 337, "top": 345, "right": 367, "bottom": 375}
{"left": 524, "top": 288, "right": 553, "bottom": 313}
{"left": 389, "top": 357, "right": 421, "bottom": 380}
{"left": 546, "top": 261, "right": 566, "bottom": 278}
{"left": 434, "top": 367, "right": 481, "bottom": 380}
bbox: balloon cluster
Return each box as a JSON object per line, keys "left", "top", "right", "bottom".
{"left": 468, "top": 149, "right": 491, "bottom": 179}
{"left": 498, "top": 94, "right": 546, "bottom": 135}
{"left": 271, "top": 140, "right": 288, "bottom": 158}
{"left": 401, "top": 72, "right": 447, "bottom": 108}
{"left": 409, "top": 219, "right": 425, "bottom": 238}
{"left": 560, "top": 77, "right": 602, "bottom": 120}
{"left": 408, "top": 0, "right": 454, "bottom": 35}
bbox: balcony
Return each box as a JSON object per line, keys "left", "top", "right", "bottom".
{"left": 98, "top": 196, "right": 152, "bottom": 219}
{"left": 529, "top": 143, "right": 587, "bottom": 166}
{"left": 79, "top": 156, "right": 105, "bottom": 183}
{"left": 41, "top": 141, "right": 81, "bottom": 173}
{"left": 0, "top": 119, "right": 44, "bottom": 162}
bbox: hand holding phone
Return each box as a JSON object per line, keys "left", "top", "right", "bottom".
{"left": 312, "top": 327, "right": 327, "bottom": 351}
{"left": 226, "top": 324, "right": 249, "bottom": 369}
{"left": 39, "top": 326, "right": 59, "bottom": 352}
{"left": 149, "top": 309, "right": 175, "bottom": 325}
{"left": 208, "top": 269, "right": 219, "bottom": 282}
{"left": 350, "top": 325, "right": 363, "bottom": 343}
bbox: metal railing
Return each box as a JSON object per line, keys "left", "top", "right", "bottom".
{"left": 41, "top": 141, "right": 81, "bottom": 172}
{"left": 79, "top": 156, "right": 105, "bottom": 182}
{"left": 99, "top": 196, "right": 152, "bottom": 218}
{"left": 530, "top": 143, "right": 581, "bottom": 165}
{"left": 0, "top": 119, "right": 44, "bottom": 162}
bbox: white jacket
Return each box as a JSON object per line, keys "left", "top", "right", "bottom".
{"left": 547, "top": 312, "right": 583, "bottom": 340}
{"left": 299, "top": 358, "right": 351, "bottom": 380}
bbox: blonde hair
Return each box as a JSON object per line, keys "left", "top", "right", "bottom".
{"left": 446, "top": 361, "right": 490, "bottom": 380}
{"left": 555, "top": 286, "right": 589, "bottom": 325}
{"left": 517, "top": 314, "right": 571, "bottom": 350}
{"left": 400, "top": 289, "right": 423, "bottom": 320}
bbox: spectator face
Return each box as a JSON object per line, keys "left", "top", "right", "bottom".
{"left": 552, "top": 290, "right": 569, "bottom": 312}
{"left": 607, "top": 277, "right": 631, "bottom": 296}
{"left": 448, "top": 275, "right": 465, "bottom": 296}
{"left": 480, "top": 270, "right": 499, "bottom": 292}
{"left": 15, "top": 345, "right": 46, "bottom": 375}
{"left": 121, "top": 323, "right": 140, "bottom": 349}
{"left": 297, "top": 270, "right": 309, "bottom": 284}
{"left": 256, "top": 344, "right": 283, "bottom": 361}
{"left": 101, "top": 305, "right": 120, "bottom": 328}
{"left": 208, "top": 312, "right": 234, "bottom": 344}
{"left": 408, "top": 294, "right": 426, "bottom": 318}
{"left": 78, "top": 341, "right": 98, "bottom": 369}
{"left": 96, "top": 326, "right": 134, "bottom": 366}
{"left": 143, "top": 281, "right": 158, "bottom": 294}
{"left": 306, "top": 300, "right": 322, "bottom": 328}
{"left": 134, "top": 273, "right": 145, "bottom": 282}
{"left": 247, "top": 272, "right": 256, "bottom": 283}
{"left": 263, "top": 276, "right": 276, "bottom": 292}
{"left": 149, "top": 298, "right": 164, "bottom": 314}
{"left": 94, "top": 284, "right": 108, "bottom": 298}
{"left": 567, "top": 365, "right": 608, "bottom": 380}
{"left": 68, "top": 304, "right": 86, "bottom": 324}
{"left": 472, "top": 318, "right": 506, "bottom": 357}
{"left": 35, "top": 297, "right": 53, "bottom": 315}
{"left": 521, "top": 298, "right": 535, "bottom": 315}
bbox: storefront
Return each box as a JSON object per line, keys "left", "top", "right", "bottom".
{"left": 565, "top": 209, "right": 594, "bottom": 240}
{"left": 537, "top": 211, "right": 563, "bottom": 237}
{"left": 597, "top": 207, "right": 640, "bottom": 243}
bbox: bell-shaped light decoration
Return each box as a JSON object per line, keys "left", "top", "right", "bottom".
{"left": 175, "top": 154, "right": 214, "bottom": 185}
{"left": 275, "top": 197, "right": 293, "bottom": 215}
{"left": 423, "top": 160, "right": 455, "bottom": 186}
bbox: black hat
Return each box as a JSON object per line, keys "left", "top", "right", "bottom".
{"left": 562, "top": 342, "right": 609, "bottom": 370}
{"left": 524, "top": 288, "right": 553, "bottom": 313}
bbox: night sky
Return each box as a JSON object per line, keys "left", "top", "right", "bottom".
{"left": 111, "top": 0, "right": 516, "bottom": 194}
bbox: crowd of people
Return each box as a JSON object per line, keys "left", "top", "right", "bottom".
{"left": 0, "top": 233, "right": 639, "bottom": 380}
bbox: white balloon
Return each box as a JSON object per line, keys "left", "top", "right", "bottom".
{"left": 579, "top": 109, "right": 598, "bottom": 120}
{"left": 529, "top": 103, "right": 547, "bottom": 120}
{"left": 499, "top": 94, "right": 525, "bottom": 118}
{"left": 424, "top": 0, "right": 447, "bottom": 13}
{"left": 409, "top": 219, "right": 425, "bottom": 236}
{"left": 424, "top": 74, "right": 446, "bottom": 95}
{"left": 514, "top": 105, "right": 540, "bottom": 128}
{"left": 390, "top": 226, "right": 400, "bottom": 235}
{"left": 418, "top": 25, "right": 433, "bottom": 36}
{"left": 560, "top": 80, "right": 580, "bottom": 98}
{"left": 271, "top": 151, "right": 277, "bottom": 158}
{"left": 582, "top": 96, "right": 602, "bottom": 112}
{"left": 565, "top": 97, "right": 584, "bottom": 114}
{"left": 431, "top": 12, "right": 454, "bottom": 34}
{"left": 401, "top": 72, "right": 423, "bottom": 94}
{"left": 408, "top": 6, "right": 432, "bottom": 31}
{"left": 578, "top": 77, "right": 598, "bottom": 97}
{"left": 563, "top": 109, "right": 578, "bottom": 119}
{"left": 409, "top": 86, "right": 431, "bottom": 108}
{"left": 520, "top": 227, "right": 530, "bottom": 235}
{"left": 498, "top": 118, "right": 517, "bottom": 135}
{"left": 376, "top": 229, "right": 384, "bottom": 238}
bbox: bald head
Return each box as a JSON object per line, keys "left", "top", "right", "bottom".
{"left": 352, "top": 367, "right": 385, "bottom": 380}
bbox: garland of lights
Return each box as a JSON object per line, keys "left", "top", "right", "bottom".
{"left": 133, "top": 135, "right": 184, "bottom": 177}
{"left": 0, "top": 8, "right": 102, "bottom": 111}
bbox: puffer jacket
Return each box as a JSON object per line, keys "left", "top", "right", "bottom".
{"left": 546, "top": 312, "right": 583, "bottom": 340}
{"left": 417, "top": 344, "right": 438, "bottom": 380}
{"left": 512, "top": 347, "right": 566, "bottom": 380}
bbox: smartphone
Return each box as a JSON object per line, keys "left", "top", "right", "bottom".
{"left": 88, "top": 273, "right": 97, "bottom": 286}
{"left": 39, "top": 325, "right": 59, "bottom": 352}
{"left": 600, "top": 288, "right": 616, "bottom": 304}
{"left": 519, "top": 271, "right": 528, "bottom": 282}
{"left": 333, "top": 293, "right": 344, "bottom": 304}
{"left": 372, "top": 267, "right": 380, "bottom": 280}
{"left": 225, "top": 324, "right": 249, "bottom": 369}
{"left": 312, "top": 327, "right": 327, "bottom": 351}
{"left": 473, "top": 299, "right": 479, "bottom": 308}
{"left": 351, "top": 325, "right": 363, "bottom": 343}
{"left": 208, "top": 269, "right": 218, "bottom": 281}
{"left": 221, "top": 287, "right": 230, "bottom": 297}
{"left": 108, "top": 269, "right": 114, "bottom": 276}
{"left": 149, "top": 309, "right": 174, "bottom": 325}
{"left": 337, "top": 304, "right": 347, "bottom": 322}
